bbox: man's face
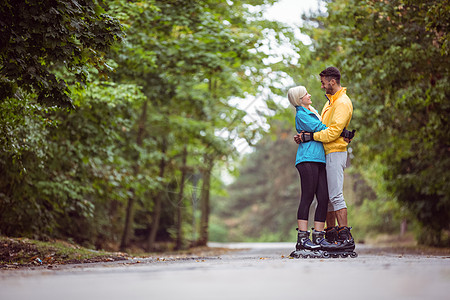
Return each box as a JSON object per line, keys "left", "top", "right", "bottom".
{"left": 320, "top": 76, "right": 334, "bottom": 94}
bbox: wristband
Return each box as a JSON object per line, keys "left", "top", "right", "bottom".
{"left": 301, "top": 132, "right": 314, "bottom": 142}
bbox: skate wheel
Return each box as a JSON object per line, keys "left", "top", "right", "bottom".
{"left": 341, "top": 253, "right": 348, "bottom": 258}
{"left": 331, "top": 253, "right": 339, "bottom": 258}
{"left": 350, "top": 252, "right": 358, "bottom": 258}
{"left": 323, "top": 252, "right": 330, "bottom": 259}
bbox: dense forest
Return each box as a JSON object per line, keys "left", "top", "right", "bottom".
{"left": 0, "top": 0, "right": 448, "bottom": 252}
{"left": 0, "top": 0, "right": 292, "bottom": 251}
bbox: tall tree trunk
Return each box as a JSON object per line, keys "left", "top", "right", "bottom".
{"left": 120, "top": 100, "right": 147, "bottom": 251}
{"left": 146, "top": 138, "right": 167, "bottom": 251}
{"left": 119, "top": 194, "right": 135, "bottom": 252}
{"left": 175, "top": 145, "right": 188, "bottom": 250}
{"left": 190, "top": 173, "right": 201, "bottom": 242}
{"left": 198, "top": 154, "right": 214, "bottom": 246}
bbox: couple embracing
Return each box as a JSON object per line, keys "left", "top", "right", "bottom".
{"left": 288, "top": 67, "right": 357, "bottom": 258}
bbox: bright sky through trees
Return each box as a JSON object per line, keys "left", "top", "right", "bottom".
{"left": 229, "top": 0, "right": 320, "bottom": 155}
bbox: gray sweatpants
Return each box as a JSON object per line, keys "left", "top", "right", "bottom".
{"left": 326, "top": 151, "right": 348, "bottom": 212}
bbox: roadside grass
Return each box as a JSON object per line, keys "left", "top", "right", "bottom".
{"left": 0, "top": 236, "right": 241, "bottom": 270}
{"left": 0, "top": 236, "right": 129, "bottom": 268}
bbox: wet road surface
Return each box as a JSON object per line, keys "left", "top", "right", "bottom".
{"left": 1, "top": 243, "right": 449, "bottom": 300}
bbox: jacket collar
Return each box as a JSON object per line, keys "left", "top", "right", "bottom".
{"left": 296, "top": 106, "right": 313, "bottom": 113}
{"left": 326, "top": 87, "right": 346, "bottom": 104}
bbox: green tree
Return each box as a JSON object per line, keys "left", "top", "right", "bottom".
{"left": 0, "top": 0, "right": 125, "bottom": 242}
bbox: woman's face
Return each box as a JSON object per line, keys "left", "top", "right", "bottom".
{"left": 300, "top": 92, "right": 312, "bottom": 106}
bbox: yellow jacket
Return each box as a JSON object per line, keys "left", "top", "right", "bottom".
{"left": 313, "top": 87, "right": 353, "bottom": 155}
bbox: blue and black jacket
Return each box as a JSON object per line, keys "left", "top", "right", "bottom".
{"left": 295, "top": 106, "right": 327, "bottom": 166}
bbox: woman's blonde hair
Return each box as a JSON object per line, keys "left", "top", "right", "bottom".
{"left": 287, "top": 86, "right": 307, "bottom": 107}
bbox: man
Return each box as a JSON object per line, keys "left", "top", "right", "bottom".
{"left": 294, "top": 66, "right": 355, "bottom": 249}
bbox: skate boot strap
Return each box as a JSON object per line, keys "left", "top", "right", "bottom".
{"left": 338, "top": 226, "right": 352, "bottom": 231}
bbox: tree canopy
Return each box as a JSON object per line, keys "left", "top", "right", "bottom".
{"left": 0, "top": 0, "right": 123, "bottom": 107}
{"left": 0, "top": 0, "right": 295, "bottom": 250}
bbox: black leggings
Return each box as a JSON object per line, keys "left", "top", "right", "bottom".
{"left": 296, "top": 162, "right": 329, "bottom": 222}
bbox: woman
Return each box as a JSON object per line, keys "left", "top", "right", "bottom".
{"left": 287, "top": 86, "right": 339, "bottom": 258}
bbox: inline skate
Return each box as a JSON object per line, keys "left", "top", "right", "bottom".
{"left": 312, "top": 229, "right": 342, "bottom": 252}
{"left": 289, "top": 229, "right": 329, "bottom": 259}
{"left": 326, "top": 226, "right": 358, "bottom": 258}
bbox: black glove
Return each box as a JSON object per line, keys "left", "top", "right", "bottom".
{"left": 300, "top": 132, "right": 314, "bottom": 143}
{"left": 340, "top": 128, "right": 356, "bottom": 139}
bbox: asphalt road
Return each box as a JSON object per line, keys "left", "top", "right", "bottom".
{"left": 1, "top": 243, "right": 449, "bottom": 300}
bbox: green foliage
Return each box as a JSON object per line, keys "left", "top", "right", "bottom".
{"left": 348, "top": 197, "right": 403, "bottom": 241}
{"left": 0, "top": 78, "right": 147, "bottom": 245}
{"left": 0, "top": 0, "right": 123, "bottom": 107}
{"left": 208, "top": 216, "right": 229, "bottom": 243}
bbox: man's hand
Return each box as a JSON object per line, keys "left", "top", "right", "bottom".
{"left": 341, "top": 128, "right": 356, "bottom": 143}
